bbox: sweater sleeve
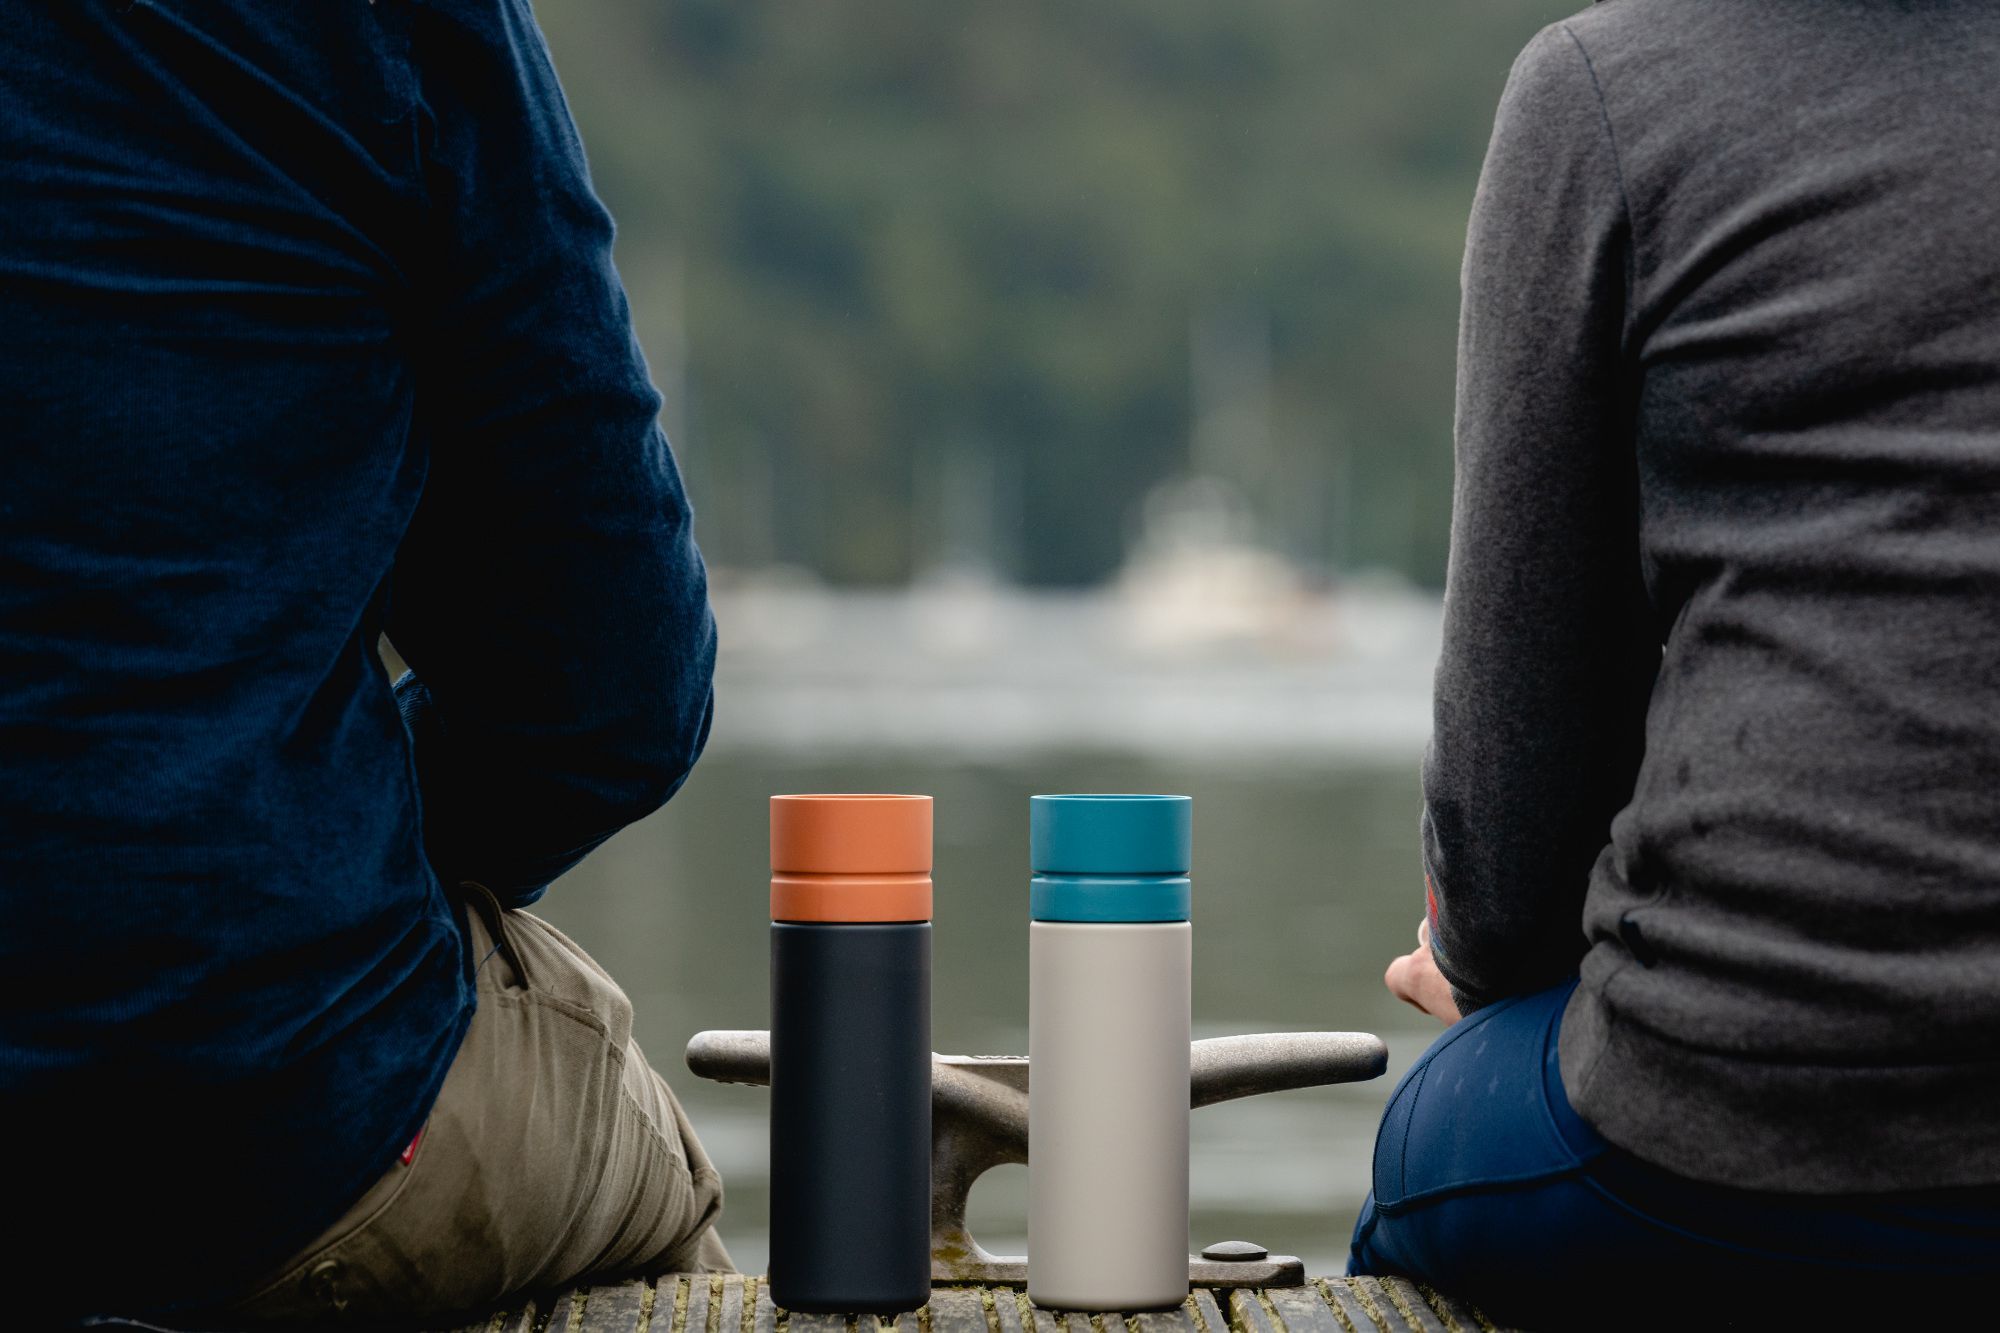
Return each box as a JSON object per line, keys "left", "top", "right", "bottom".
{"left": 1421, "top": 23, "right": 1659, "bottom": 1011}
{"left": 383, "top": 0, "right": 716, "bottom": 908}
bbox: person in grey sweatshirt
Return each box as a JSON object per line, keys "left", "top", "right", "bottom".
{"left": 1351, "top": 1, "right": 2000, "bottom": 1323}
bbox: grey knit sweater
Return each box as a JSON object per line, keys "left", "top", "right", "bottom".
{"left": 1422, "top": 0, "right": 2000, "bottom": 1193}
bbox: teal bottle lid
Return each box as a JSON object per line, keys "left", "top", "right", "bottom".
{"left": 1029, "top": 794, "right": 1191, "bottom": 922}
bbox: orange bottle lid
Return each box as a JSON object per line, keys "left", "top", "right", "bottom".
{"left": 770, "top": 794, "right": 933, "bottom": 922}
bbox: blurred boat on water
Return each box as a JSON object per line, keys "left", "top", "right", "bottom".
{"left": 707, "top": 558, "right": 1439, "bottom": 764}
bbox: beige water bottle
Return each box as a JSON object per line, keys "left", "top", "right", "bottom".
{"left": 1028, "top": 794, "right": 1192, "bottom": 1312}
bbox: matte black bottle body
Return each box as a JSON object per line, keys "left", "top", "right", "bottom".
{"left": 769, "top": 921, "right": 932, "bottom": 1313}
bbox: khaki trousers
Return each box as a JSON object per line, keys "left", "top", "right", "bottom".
{"left": 219, "top": 885, "right": 732, "bottom": 1322}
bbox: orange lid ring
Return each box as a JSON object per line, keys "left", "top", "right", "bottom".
{"left": 770, "top": 794, "right": 933, "bottom": 922}
{"left": 770, "top": 873, "right": 931, "bottom": 923}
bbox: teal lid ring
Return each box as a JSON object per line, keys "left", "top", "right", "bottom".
{"left": 1029, "top": 794, "right": 1192, "bottom": 922}
{"left": 1031, "top": 873, "right": 1191, "bottom": 922}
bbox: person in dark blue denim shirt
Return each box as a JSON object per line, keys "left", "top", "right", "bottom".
{"left": 0, "top": 0, "right": 721, "bottom": 1320}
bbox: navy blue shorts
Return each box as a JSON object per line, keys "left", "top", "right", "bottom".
{"left": 1350, "top": 980, "right": 2000, "bottom": 1329}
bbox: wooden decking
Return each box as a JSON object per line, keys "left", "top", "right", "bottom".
{"left": 440, "top": 1274, "right": 1515, "bottom": 1333}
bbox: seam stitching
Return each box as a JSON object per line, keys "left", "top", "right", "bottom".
{"left": 1559, "top": 21, "right": 1640, "bottom": 355}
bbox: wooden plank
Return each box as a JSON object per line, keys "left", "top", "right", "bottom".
{"left": 650, "top": 1276, "right": 692, "bottom": 1333}
{"left": 1189, "top": 1288, "right": 1230, "bottom": 1333}
{"left": 540, "top": 1289, "right": 588, "bottom": 1332}
{"left": 1262, "top": 1285, "right": 1345, "bottom": 1333}
{"left": 1367, "top": 1280, "right": 1449, "bottom": 1333}
{"left": 715, "top": 1274, "right": 748, "bottom": 1333}
{"left": 526, "top": 1279, "right": 1513, "bottom": 1333}
{"left": 476, "top": 1298, "right": 547, "bottom": 1333}
{"left": 521, "top": 1301, "right": 557, "bottom": 1333}
{"left": 930, "top": 1285, "right": 995, "bottom": 1333}
{"left": 1318, "top": 1279, "right": 1391, "bottom": 1333}
{"left": 578, "top": 1279, "right": 651, "bottom": 1332}
{"left": 878, "top": 1300, "right": 925, "bottom": 1333}
{"left": 684, "top": 1271, "right": 717, "bottom": 1333}
{"left": 751, "top": 1276, "right": 778, "bottom": 1333}
{"left": 1409, "top": 1283, "right": 1490, "bottom": 1333}
{"left": 993, "top": 1288, "right": 1032, "bottom": 1333}
{"left": 1132, "top": 1303, "right": 1198, "bottom": 1333}
{"left": 1024, "top": 1295, "right": 1068, "bottom": 1333}
{"left": 1228, "top": 1288, "right": 1285, "bottom": 1333}
{"left": 788, "top": 1312, "right": 850, "bottom": 1333}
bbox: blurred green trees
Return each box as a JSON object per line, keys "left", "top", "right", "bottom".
{"left": 536, "top": 0, "right": 1574, "bottom": 587}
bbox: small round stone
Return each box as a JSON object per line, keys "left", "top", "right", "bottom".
{"left": 1200, "top": 1240, "right": 1269, "bottom": 1263}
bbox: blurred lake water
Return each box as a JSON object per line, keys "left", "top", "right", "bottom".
{"left": 539, "top": 746, "right": 1444, "bottom": 1278}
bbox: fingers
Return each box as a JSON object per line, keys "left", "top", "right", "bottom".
{"left": 1384, "top": 952, "right": 1430, "bottom": 1015}
{"left": 1383, "top": 937, "right": 1460, "bottom": 1025}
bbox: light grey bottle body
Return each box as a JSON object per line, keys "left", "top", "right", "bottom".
{"left": 1028, "top": 920, "right": 1191, "bottom": 1311}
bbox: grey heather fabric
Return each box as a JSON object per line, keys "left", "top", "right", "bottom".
{"left": 1423, "top": 0, "right": 2000, "bottom": 1193}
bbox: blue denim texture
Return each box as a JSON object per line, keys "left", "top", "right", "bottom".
{"left": 0, "top": 1, "right": 714, "bottom": 1316}
{"left": 1352, "top": 982, "right": 2000, "bottom": 1328}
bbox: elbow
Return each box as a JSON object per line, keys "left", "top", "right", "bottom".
{"left": 619, "top": 685, "right": 714, "bottom": 817}
{"left": 605, "top": 606, "right": 718, "bottom": 818}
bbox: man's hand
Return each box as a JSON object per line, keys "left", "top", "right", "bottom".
{"left": 1384, "top": 919, "right": 1461, "bottom": 1024}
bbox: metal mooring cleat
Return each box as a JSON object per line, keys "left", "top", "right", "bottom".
{"left": 685, "top": 1029, "right": 1389, "bottom": 1288}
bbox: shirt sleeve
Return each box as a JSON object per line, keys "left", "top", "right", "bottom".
{"left": 384, "top": 0, "right": 716, "bottom": 908}
{"left": 1421, "top": 23, "right": 1659, "bottom": 1011}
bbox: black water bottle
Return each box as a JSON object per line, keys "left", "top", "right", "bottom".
{"left": 768, "top": 794, "right": 933, "bottom": 1314}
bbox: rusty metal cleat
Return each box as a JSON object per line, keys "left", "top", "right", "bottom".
{"left": 686, "top": 1029, "right": 1388, "bottom": 1288}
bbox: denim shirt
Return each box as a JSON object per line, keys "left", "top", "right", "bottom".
{"left": 0, "top": 1, "right": 715, "bottom": 1314}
